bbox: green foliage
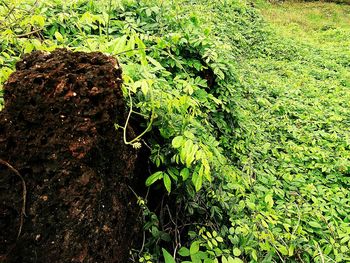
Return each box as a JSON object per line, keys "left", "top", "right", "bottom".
{"left": 163, "top": 248, "right": 176, "bottom": 263}
{"left": 1, "top": 0, "right": 350, "bottom": 262}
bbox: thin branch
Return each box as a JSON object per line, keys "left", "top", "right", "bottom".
{"left": 115, "top": 47, "right": 148, "bottom": 56}
{"left": 0, "top": 159, "right": 27, "bottom": 239}
{"left": 296, "top": 253, "right": 305, "bottom": 263}
{"left": 270, "top": 242, "right": 286, "bottom": 263}
{"left": 138, "top": 230, "right": 146, "bottom": 257}
{"left": 141, "top": 139, "right": 152, "bottom": 150}
{"left": 16, "top": 28, "right": 43, "bottom": 38}
{"left": 3, "top": 6, "right": 16, "bottom": 21}
{"left": 257, "top": 222, "right": 286, "bottom": 263}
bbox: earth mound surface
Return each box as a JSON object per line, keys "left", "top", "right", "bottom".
{"left": 0, "top": 49, "right": 142, "bottom": 262}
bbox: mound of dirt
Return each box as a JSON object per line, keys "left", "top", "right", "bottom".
{"left": 0, "top": 49, "right": 144, "bottom": 262}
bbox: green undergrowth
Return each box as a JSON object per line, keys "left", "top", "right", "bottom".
{"left": 1, "top": 0, "right": 350, "bottom": 262}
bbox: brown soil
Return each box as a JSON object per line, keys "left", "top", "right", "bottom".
{"left": 0, "top": 49, "right": 144, "bottom": 262}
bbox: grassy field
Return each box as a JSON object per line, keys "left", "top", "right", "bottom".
{"left": 261, "top": 1, "right": 350, "bottom": 50}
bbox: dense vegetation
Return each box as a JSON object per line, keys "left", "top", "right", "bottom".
{"left": 1, "top": 0, "right": 350, "bottom": 262}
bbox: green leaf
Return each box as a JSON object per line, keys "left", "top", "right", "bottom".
{"left": 340, "top": 235, "right": 350, "bottom": 244}
{"left": 184, "top": 131, "right": 195, "bottom": 139}
{"left": 183, "top": 140, "right": 195, "bottom": 167}
{"left": 288, "top": 244, "right": 295, "bottom": 256}
{"left": 147, "top": 56, "right": 164, "bottom": 71}
{"left": 251, "top": 249, "right": 258, "bottom": 261}
{"left": 324, "top": 244, "right": 332, "bottom": 255}
{"left": 192, "top": 170, "right": 203, "bottom": 192}
{"left": 277, "top": 245, "right": 288, "bottom": 256}
{"left": 216, "top": 236, "right": 223, "bottom": 242}
{"left": 340, "top": 245, "right": 347, "bottom": 253}
{"left": 135, "top": 35, "right": 147, "bottom": 66}
{"left": 180, "top": 147, "right": 187, "bottom": 163}
{"left": 151, "top": 226, "right": 159, "bottom": 238}
{"left": 180, "top": 167, "right": 190, "bottom": 181}
{"left": 191, "top": 253, "right": 203, "bottom": 263}
{"left": 163, "top": 173, "right": 171, "bottom": 193}
{"left": 126, "top": 34, "right": 135, "bottom": 53}
{"left": 185, "top": 151, "right": 196, "bottom": 167}
{"left": 141, "top": 80, "right": 149, "bottom": 95}
{"left": 178, "top": 247, "right": 190, "bottom": 257}
{"left": 172, "top": 136, "right": 184, "bottom": 148}
{"left": 162, "top": 248, "right": 176, "bottom": 263}
{"left": 167, "top": 167, "right": 178, "bottom": 181}
{"left": 233, "top": 248, "right": 241, "bottom": 257}
{"left": 145, "top": 8, "right": 152, "bottom": 17}
{"left": 230, "top": 258, "right": 243, "bottom": 263}
{"left": 308, "top": 221, "right": 322, "bottom": 228}
{"left": 264, "top": 194, "right": 274, "bottom": 208}
{"left": 54, "top": 31, "right": 64, "bottom": 42}
{"left": 145, "top": 171, "right": 163, "bottom": 186}
{"left": 30, "top": 15, "right": 45, "bottom": 27}
{"left": 113, "top": 35, "right": 128, "bottom": 54}
{"left": 160, "top": 232, "right": 171, "bottom": 242}
{"left": 223, "top": 256, "right": 243, "bottom": 263}
{"left": 190, "top": 241, "right": 201, "bottom": 255}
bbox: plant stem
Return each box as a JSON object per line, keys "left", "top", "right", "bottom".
{"left": 106, "top": 0, "right": 112, "bottom": 41}
{"left": 123, "top": 86, "right": 155, "bottom": 145}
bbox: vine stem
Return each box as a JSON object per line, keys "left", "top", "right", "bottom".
{"left": 123, "top": 84, "right": 155, "bottom": 146}
{"left": 106, "top": 0, "right": 112, "bottom": 41}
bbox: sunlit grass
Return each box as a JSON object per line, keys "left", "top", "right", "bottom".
{"left": 261, "top": 1, "right": 350, "bottom": 51}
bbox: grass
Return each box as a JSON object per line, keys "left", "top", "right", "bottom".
{"left": 260, "top": 1, "right": 350, "bottom": 50}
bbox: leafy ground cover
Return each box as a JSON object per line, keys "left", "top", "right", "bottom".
{"left": 216, "top": 2, "right": 350, "bottom": 262}
{"left": 1, "top": 0, "right": 350, "bottom": 262}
